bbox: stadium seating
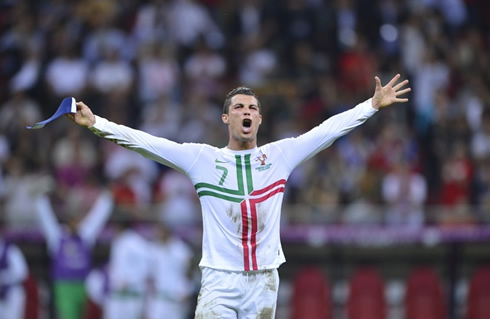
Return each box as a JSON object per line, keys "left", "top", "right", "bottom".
{"left": 466, "top": 265, "right": 490, "bottom": 319}
{"left": 404, "top": 267, "right": 446, "bottom": 319}
{"left": 290, "top": 266, "right": 332, "bottom": 319}
{"left": 346, "top": 267, "right": 386, "bottom": 319}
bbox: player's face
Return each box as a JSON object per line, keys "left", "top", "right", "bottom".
{"left": 222, "top": 94, "right": 262, "bottom": 150}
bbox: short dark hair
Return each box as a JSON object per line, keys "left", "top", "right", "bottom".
{"left": 223, "top": 86, "right": 261, "bottom": 114}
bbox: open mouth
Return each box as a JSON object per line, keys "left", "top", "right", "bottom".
{"left": 242, "top": 119, "right": 252, "bottom": 134}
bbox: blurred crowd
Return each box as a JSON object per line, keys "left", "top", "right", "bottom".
{"left": 0, "top": 0, "right": 489, "bottom": 232}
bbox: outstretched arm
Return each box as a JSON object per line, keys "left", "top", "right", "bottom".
{"left": 371, "top": 73, "right": 411, "bottom": 110}
{"left": 65, "top": 101, "right": 96, "bottom": 127}
{"left": 273, "top": 74, "right": 411, "bottom": 170}
{"left": 78, "top": 190, "right": 114, "bottom": 246}
{"left": 35, "top": 195, "right": 62, "bottom": 253}
{"left": 66, "top": 100, "right": 204, "bottom": 175}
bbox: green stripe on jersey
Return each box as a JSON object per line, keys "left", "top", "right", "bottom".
{"left": 195, "top": 154, "right": 254, "bottom": 200}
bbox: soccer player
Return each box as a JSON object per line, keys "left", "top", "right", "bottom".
{"left": 67, "top": 74, "right": 410, "bottom": 318}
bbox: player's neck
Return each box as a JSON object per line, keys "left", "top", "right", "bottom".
{"left": 227, "top": 139, "right": 257, "bottom": 151}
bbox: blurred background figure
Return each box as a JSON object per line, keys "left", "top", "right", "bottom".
{"left": 83, "top": 264, "right": 109, "bottom": 319}
{"left": 146, "top": 222, "right": 195, "bottom": 319}
{"left": 1, "top": 156, "right": 49, "bottom": 230}
{"left": 50, "top": 125, "right": 98, "bottom": 189}
{"left": 153, "top": 169, "right": 201, "bottom": 228}
{"left": 43, "top": 39, "right": 89, "bottom": 109}
{"left": 382, "top": 156, "right": 427, "bottom": 228}
{"left": 35, "top": 189, "right": 113, "bottom": 319}
{"left": 103, "top": 214, "right": 150, "bottom": 319}
{"left": 0, "top": 216, "right": 28, "bottom": 319}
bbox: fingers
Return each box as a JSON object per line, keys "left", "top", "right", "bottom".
{"left": 393, "top": 79, "right": 409, "bottom": 91}
{"left": 395, "top": 87, "right": 411, "bottom": 96}
{"left": 377, "top": 74, "right": 409, "bottom": 91}
{"left": 395, "top": 97, "right": 409, "bottom": 103}
{"left": 387, "top": 73, "right": 401, "bottom": 87}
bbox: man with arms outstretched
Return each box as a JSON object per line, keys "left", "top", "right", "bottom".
{"left": 67, "top": 74, "right": 410, "bottom": 318}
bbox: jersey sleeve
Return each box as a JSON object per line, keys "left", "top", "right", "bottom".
{"left": 273, "top": 98, "right": 377, "bottom": 170}
{"left": 89, "top": 116, "right": 204, "bottom": 174}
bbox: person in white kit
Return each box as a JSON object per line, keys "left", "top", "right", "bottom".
{"left": 84, "top": 264, "right": 108, "bottom": 319}
{"left": 146, "top": 222, "right": 194, "bottom": 319}
{"left": 66, "top": 74, "right": 411, "bottom": 318}
{"left": 0, "top": 218, "right": 28, "bottom": 319}
{"left": 103, "top": 215, "right": 150, "bottom": 319}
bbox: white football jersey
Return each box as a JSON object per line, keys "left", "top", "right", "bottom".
{"left": 90, "top": 98, "right": 376, "bottom": 271}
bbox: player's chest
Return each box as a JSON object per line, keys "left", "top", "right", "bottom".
{"left": 194, "top": 151, "right": 287, "bottom": 196}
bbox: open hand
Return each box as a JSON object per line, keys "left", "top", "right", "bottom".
{"left": 371, "top": 74, "right": 411, "bottom": 110}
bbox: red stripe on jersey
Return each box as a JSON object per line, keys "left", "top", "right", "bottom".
{"left": 250, "top": 179, "right": 286, "bottom": 196}
{"left": 241, "top": 180, "right": 286, "bottom": 271}
{"left": 248, "top": 187, "right": 285, "bottom": 271}
{"left": 250, "top": 202, "right": 258, "bottom": 270}
{"left": 241, "top": 200, "right": 250, "bottom": 271}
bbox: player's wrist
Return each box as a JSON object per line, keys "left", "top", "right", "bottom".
{"left": 86, "top": 114, "right": 96, "bottom": 128}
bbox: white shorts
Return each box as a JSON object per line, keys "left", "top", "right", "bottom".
{"left": 194, "top": 267, "right": 279, "bottom": 319}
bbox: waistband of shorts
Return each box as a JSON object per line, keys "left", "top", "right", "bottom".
{"left": 200, "top": 266, "right": 277, "bottom": 275}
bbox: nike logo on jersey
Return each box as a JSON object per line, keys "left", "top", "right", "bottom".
{"left": 215, "top": 159, "right": 227, "bottom": 163}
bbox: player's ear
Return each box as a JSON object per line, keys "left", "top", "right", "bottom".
{"left": 222, "top": 113, "right": 229, "bottom": 124}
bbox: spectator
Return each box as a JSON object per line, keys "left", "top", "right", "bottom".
{"left": 0, "top": 91, "right": 42, "bottom": 143}
{"left": 471, "top": 108, "right": 490, "bottom": 161}
{"left": 131, "top": 0, "right": 171, "bottom": 46}
{"left": 83, "top": 264, "right": 109, "bottom": 319}
{"left": 88, "top": 46, "right": 134, "bottom": 99}
{"left": 103, "top": 215, "right": 150, "bottom": 319}
{"left": 35, "top": 189, "right": 113, "bottom": 319}
{"left": 51, "top": 125, "right": 98, "bottom": 188}
{"left": 153, "top": 170, "right": 201, "bottom": 228}
{"left": 0, "top": 217, "right": 29, "bottom": 319}
{"left": 103, "top": 146, "right": 158, "bottom": 211}
{"left": 80, "top": 0, "right": 135, "bottom": 65}
{"left": 166, "top": 0, "right": 225, "bottom": 55}
{"left": 146, "top": 222, "right": 195, "bottom": 319}
{"left": 183, "top": 41, "right": 227, "bottom": 99}
{"left": 473, "top": 159, "right": 490, "bottom": 223}
{"left": 412, "top": 48, "right": 450, "bottom": 136}
{"left": 135, "top": 43, "right": 181, "bottom": 105}
{"left": 437, "top": 141, "right": 474, "bottom": 207}
{"left": 44, "top": 39, "right": 89, "bottom": 102}
{"left": 381, "top": 157, "right": 427, "bottom": 228}
{"left": 138, "top": 94, "right": 182, "bottom": 140}
{"left": 2, "top": 157, "right": 51, "bottom": 229}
